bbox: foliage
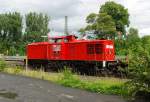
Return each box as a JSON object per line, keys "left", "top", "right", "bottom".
{"left": 58, "top": 68, "right": 82, "bottom": 88}
{"left": 0, "top": 12, "right": 22, "bottom": 55}
{"left": 0, "top": 12, "right": 50, "bottom": 55}
{"left": 126, "top": 27, "right": 140, "bottom": 47}
{"left": 85, "top": 13, "right": 116, "bottom": 39}
{"left": 124, "top": 35, "right": 150, "bottom": 100}
{"left": 13, "top": 67, "right": 23, "bottom": 74}
{"left": 78, "top": 28, "right": 86, "bottom": 34}
{"left": 0, "top": 12, "right": 22, "bottom": 41}
{"left": 58, "top": 68, "right": 127, "bottom": 95}
{"left": 114, "top": 26, "right": 150, "bottom": 101}
{"left": 115, "top": 27, "right": 140, "bottom": 56}
{"left": 100, "top": 1, "right": 129, "bottom": 33}
{"left": 81, "top": 1, "right": 129, "bottom": 39}
{"left": 25, "top": 12, "right": 50, "bottom": 43}
{"left": 141, "top": 36, "right": 150, "bottom": 54}
{"left": 125, "top": 65, "right": 150, "bottom": 100}
{"left": 0, "top": 60, "right": 6, "bottom": 72}
{"left": 115, "top": 39, "right": 128, "bottom": 55}
{"left": 3, "top": 67, "right": 127, "bottom": 96}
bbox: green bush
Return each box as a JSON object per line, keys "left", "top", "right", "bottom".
{"left": 0, "top": 60, "right": 6, "bottom": 72}
{"left": 58, "top": 68, "right": 82, "bottom": 87}
{"left": 58, "top": 68, "right": 126, "bottom": 95}
{"left": 13, "top": 67, "right": 23, "bottom": 74}
{"left": 125, "top": 42, "right": 150, "bottom": 101}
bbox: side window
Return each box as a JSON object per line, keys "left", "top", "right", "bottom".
{"left": 87, "top": 44, "right": 102, "bottom": 54}
{"left": 95, "top": 44, "right": 101, "bottom": 54}
{"left": 64, "top": 38, "right": 69, "bottom": 43}
{"left": 87, "top": 44, "right": 94, "bottom": 54}
{"left": 56, "top": 39, "right": 63, "bottom": 43}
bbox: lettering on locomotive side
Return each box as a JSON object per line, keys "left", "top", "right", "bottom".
{"left": 106, "top": 45, "right": 113, "bottom": 49}
{"left": 52, "top": 45, "right": 61, "bottom": 51}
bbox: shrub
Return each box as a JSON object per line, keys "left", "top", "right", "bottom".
{"left": 13, "top": 67, "right": 23, "bottom": 74}
{"left": 125, "top": 44, "right": 150, "bottom": 101}
{"left": 125, "top": 71, "right": 150, "bottom": 101}
{"left": 0, "top": 60, "right": 6, "bottom": 72}
{"left": 3, "top": 67, "right": 127, "bottom": 96}
{"left": 58, "top": 68, "right": 82, "bottom": 87}
{"left": 58, "top": 68, "right": 126, "bottom": 95}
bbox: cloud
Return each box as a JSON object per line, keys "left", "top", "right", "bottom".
{"left": 0, "top": 0, "right": 87, "bottom": 33}
{"left": 0, "top": 0, "right": 150, "bottom": 36}
{"left": 125, "top": 0, "right": 150, "bottom": 36}
{"left": 0, "top": 0, "right": 82, "bottom": 18}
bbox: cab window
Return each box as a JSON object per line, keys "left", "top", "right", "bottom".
{"left": 56, "top": 39, "right": 62, "bottom": 43}
{"left": 87, "top": 44, "right": 102, "bottom": 54}
{"left": 64, "top": 38, "right": 69, "bottom": 43}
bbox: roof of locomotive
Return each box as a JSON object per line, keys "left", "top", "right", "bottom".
{"left": 28, "top": 35, "right": 114, "bottom": 45}
{"left": 28, "top": 40, "right": 113, "bottom": 46}
{"left": 49, "top": 35, "right": 77, "bottom": 39}
{"left": 28, "top": 42, "right": 49, "bottom": 45}
{"left": 70, "top": 39, "right": 113, "bottom": 43}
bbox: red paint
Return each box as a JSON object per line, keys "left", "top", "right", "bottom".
{"left": 27, "top": 35, "right": 115, "bottom": 61}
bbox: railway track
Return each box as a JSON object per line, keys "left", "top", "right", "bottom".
{"left": 0, "top": 55, "right": 127, "bottom": 77}
{"left": 0, "top": 56, "right": 26, "bottom": 67}
{"left": 0, "top": 55, "right": 126, "bottom": 62}
{"left": 0, "top": 56, "right": 26, "bottom": 61}
{"left": 0, "top": 55, "right": 127, "bottom": 67}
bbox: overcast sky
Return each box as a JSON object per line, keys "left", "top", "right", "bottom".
{"left": 0, "top": 0, "right": 150, "bottom": 36}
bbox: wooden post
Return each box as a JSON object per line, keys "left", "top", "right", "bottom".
{"left": 25, "top": 56, "right": 28, "bottom": 71}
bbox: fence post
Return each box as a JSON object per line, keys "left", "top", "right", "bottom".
{"left": 25, "top": 56, "right": 28, "bottom": 71}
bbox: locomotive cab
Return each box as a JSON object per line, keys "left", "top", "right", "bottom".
{"left": 47, "top": 35, "right": 77, "bottom": 60}
{"left": 48, "top": 35, "right": 77, "bottom": 43}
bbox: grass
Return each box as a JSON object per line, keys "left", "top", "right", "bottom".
{"left": 3, "top": 67, "right": 59, "bottom": 82}
{"left": 2, "top": 67, "right": 128, "bottom": 96}
{"left": 0, "top": 58, "right": 128, "bottom": 96}
{"left": 57, "top": 68, "right": 128, "bottom": 95}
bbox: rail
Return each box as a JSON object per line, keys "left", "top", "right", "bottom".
{"left": 0, "top": 56, "right": 26, "bottom": 61}
{"left": 0, "top": 55, "right": 126, "bottom": 61}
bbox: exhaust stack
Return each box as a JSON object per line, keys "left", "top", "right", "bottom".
{"left": 65, "top": 16, "right": 69, "bottom": 35}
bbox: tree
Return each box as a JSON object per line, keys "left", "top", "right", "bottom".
{"left": 0, "top": 12, "right": 22, "bottom": 55}
{"left": 96, "top": 13, "right": 116, "bottom": 38}
{"left": 141, "top": 36, "right": 150, "bottom": 54}
{"left": 78, "top": 28, "right": 86, "bottom": 35}
{"left": 25, "top": 12, "right": 50, "bottom": 43}
{"left": 0, "top": 12, "right": 22, "bottom": 41}
{"left": 127, "top": 28, "right": 139, "bottom": 39}
{"left": 126, "top": 40, "right": 150, "bottom": 100}
{"left": 82, "top": 1, "right": 129, "bottom": 39}
{"left": 126, "top": 27, "right": 140, "bottom": 47}
{"left": 85, "top": 13, "right": 116, "bottom": 39}
{"left": 100, "top": 1, "right": 129, "bottom": 34}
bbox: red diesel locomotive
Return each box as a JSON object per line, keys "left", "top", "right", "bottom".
{"left": 27, "top": 35, "right": 125, "bottom": 76}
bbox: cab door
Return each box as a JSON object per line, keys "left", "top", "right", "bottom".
{"left": 52, "top": 44, "right": 62, "bottom": 60}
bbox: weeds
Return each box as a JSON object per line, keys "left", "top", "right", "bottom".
{"left": 2, "top": 67, "right": 127, "bottom": 96}
{"left": 0, "top": 60, "right": 6, "bottom": 72}
{"left": 57, "top": 68, "right": 127, "bottom": 95}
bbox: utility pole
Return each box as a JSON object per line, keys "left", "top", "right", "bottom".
{"left": 65, "top": 16, "right": 69, "bottom": 35}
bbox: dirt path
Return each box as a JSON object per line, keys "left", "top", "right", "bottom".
{"left": 0, "top": 73, "right": 126, "bottom": 102}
